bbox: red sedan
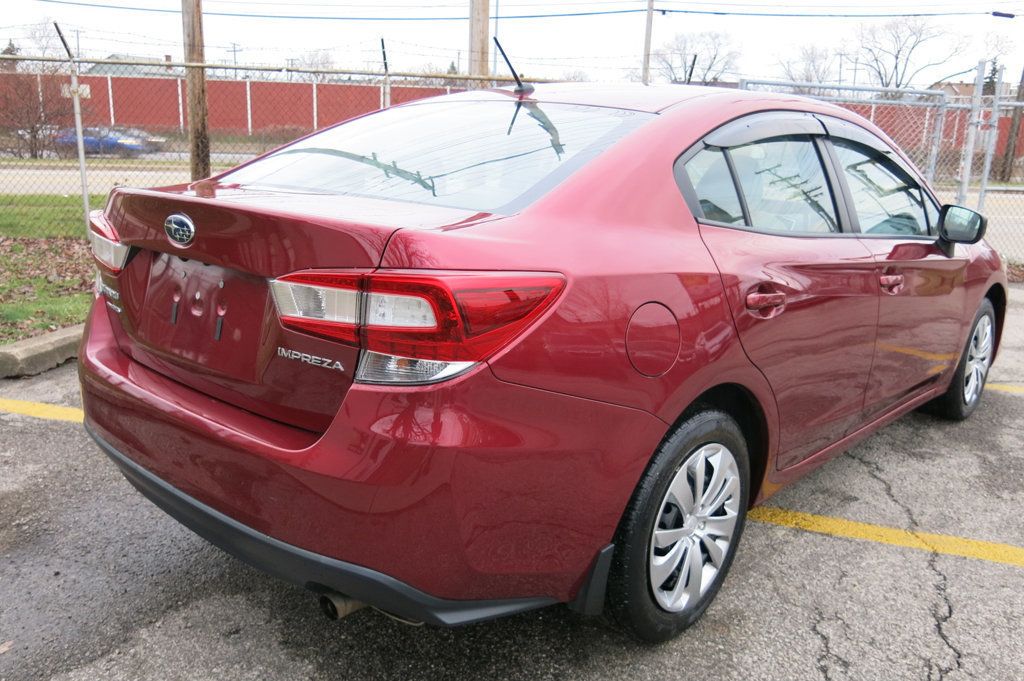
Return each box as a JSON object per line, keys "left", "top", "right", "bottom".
{"left": 79, "top": 84, "right": 1006, "bottom": 642}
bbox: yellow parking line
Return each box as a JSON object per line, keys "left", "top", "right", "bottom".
{"left": 987, "top": 383, "right": 1024, "bottom": 395}
{"left": 0, "top": 397, "right": 83, "bottom": 423}
{"left": 750, "top": 506, "right": 1024, "bottom": 569}
{"left": 2, "top": 397, "right": 1023, "bottom": 568}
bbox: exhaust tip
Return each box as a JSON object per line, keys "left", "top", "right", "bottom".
{"left": 318, "top": 591, "right": 365, "bottom": 621}
{"left": 318, "top": 594, "right": 339, "bottom": 620}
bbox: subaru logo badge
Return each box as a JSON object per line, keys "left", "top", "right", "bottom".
{"left": 164, "top": 213, "right": 195, "bottom": 247}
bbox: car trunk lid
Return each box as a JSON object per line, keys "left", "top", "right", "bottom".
{"left": 103, "top": 185, "right": 489, "bottom": 433}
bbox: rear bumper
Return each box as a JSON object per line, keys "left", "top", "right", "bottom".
{"left": 79, "top": 297, "right": 666, "bottom": 612}
{"left": 87, "top": 423, "right": 552, "bottom": 626}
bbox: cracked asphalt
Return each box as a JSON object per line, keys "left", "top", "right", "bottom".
{"left": 2, "top": 285, "right": 1023, "bottom": 681}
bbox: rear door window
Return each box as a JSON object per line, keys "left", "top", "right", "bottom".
{"left": 729, "top": 137, "right": 838, "bottom": 234}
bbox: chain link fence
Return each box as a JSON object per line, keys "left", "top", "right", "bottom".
{"left": 740, "top": 77, "right": 1024, "bottom": 264}
{"left": 1, "top": 55, "right": 1022, "bottom": 260}
{"left": 0, "top": 55, "right": 502, "bottom": 241}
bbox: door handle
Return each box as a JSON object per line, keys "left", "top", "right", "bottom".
{"left": 879, "top": 273, "right": 904, "bottom": 293}
{"left": 745, "top": 291, "right": 787, "bottom": 311}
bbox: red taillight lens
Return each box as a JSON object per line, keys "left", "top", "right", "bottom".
{"left": 364, "top": 273, "right": 564, "bottom": 362}
{"left": 270, "top": 270, "right": 565, "bottom": 367}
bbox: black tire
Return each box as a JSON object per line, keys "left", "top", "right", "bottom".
{"left": 922, "top": 298, "right": 996, "bottom": 421}
{"left": 606, "top": 409, "right": 750, "bottom": 643}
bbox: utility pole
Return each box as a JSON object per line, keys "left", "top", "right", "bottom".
{"left": 228, "top": 41, "right": 241, "bottom": 66}
{"left": 491, "top": 0, "right": 499, "bottom": 76}
{"left": 182, "top": 0, "right": 210, "bottom": 180}
{"left": 999, "top": 64, "right": 1024, "bottom": 182}
{"left": 468, "top": 0, "right": 490, "bottom": 77}
{"left": 641, "top": 0, "right": 654, "bottom": 85}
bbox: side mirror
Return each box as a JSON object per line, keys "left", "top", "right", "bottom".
{"left": 937, "top": 204, "right": 986, "bottom": 251}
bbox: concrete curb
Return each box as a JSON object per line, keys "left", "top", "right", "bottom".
{"left": 0, "top": 324, "right": 83, "bottom": 378}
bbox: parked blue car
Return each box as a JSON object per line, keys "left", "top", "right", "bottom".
{"left": 53, "top": 127, "right": 166, "bottom": 158}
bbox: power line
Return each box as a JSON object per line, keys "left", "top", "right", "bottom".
{"left": 35, "top": 1, "right": 649, "bottom": 20}
{"left": 33, "top": 0, "right": 1020, "bottom": 20}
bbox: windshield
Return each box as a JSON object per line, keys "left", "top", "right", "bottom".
{"left": 221, "top": 99, "right": 653, "bottom": 213}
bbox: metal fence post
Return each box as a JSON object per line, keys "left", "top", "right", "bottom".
{"left": 53, "top": 23, "right": 90, "bottom": 235}
{"left": 956, "top": 60, "right": 987, "bottom": 206}
{"left": 924, "top": 95, "right": 947, "bottom": 183}
{"left": 312, "top": 81, "right": 318, "bottom": 130}
{"left": 106, "top": 75, "right": 115, "bottom": 125}
{"left": 176, "top": 78, "right": 185, "bottom": 133}
{"left": 245, "top": 77, "right": 253, "bottom": 136}
{"left": 977, "top": 65, "right": 1004, "bottom": 213}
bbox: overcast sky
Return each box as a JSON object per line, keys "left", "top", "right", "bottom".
{"left": 3, "top": 0, "right": 1022, "bottom": 87}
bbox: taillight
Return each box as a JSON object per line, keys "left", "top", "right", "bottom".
{"left": 89, "top": 211, "right": 130, "bottom": 272}
{"left": 269, "top": 272, "right": 361, "bottom": 344}
{"left": 270, "top": 270, "right": 565, "bottom": 385}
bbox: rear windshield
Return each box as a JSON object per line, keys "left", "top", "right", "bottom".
{"left": 221, "top": 99, "right": 653, "bottom": 213}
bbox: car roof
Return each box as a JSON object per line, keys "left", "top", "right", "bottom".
{"left": 430, "top": 82, "right": 819, "bottom": 115}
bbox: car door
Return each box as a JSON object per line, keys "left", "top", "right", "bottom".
{"left": 675, "top": 113, "right": 879, "bottom": 469}
{"left": 818, "top": 117, "right": 969, "bottom": 418}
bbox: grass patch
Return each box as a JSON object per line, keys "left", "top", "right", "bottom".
{"left": 0, "top": 194, "right": 107, "bottom": 239}
{"left": 0, "top": 237, "right": 94, "bottom": 343}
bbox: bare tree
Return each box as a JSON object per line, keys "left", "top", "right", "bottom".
{"left": 24, "top": 21, "right": 63, "bottom": 60}
{"left": 654, "top": 32, "right": 737, "bottom": 85}
{"left": 560, "top": 69, "right": 589, "bottom": 82}
{"left": 983, "top": 30, "right": 1015, "bottom": 63}
{"left": 298, "top": 49, "right": 335, "bottom": 83}
{"left": 0, "top": 73, "right": 74, "bottom": 158}
{"left": 857, "top": 18, "right": 962, "bottom": 90}
{"left": 0, "top": 26, "right": 75, "bottom": 159}
{"left": 781, "top": 45, "right": 836, "bottom": 86}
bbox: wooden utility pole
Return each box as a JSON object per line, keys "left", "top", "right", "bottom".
{"left": 641, "top": 0, "right": 654, "bottom": 85}
{"left": 182, "top": 0, "right": 210, "bottom": 180}
{"left": 999, "top": 64, "right": 1024, "bottom": 182}
{"left": 468, "top": 0, "right": 490, "bottom": 77}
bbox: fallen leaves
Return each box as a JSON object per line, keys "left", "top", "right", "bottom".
{"left": 0, "top": 236, "right": 94, "bottom": 342}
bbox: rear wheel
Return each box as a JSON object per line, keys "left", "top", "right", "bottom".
{"left": 924, "top": 298, "right": 995, "bottom": 421}
{"left": 606, "top": 409, "right": 749, "bottom": 642}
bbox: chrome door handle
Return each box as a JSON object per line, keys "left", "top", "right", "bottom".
{"left": 880, "top": 274, "right": 904, "bottom": 293}
{"left": 745, "top": 291, "right": 786, "bottom": 311}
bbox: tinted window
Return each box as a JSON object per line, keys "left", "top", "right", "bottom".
{"left": 684, "top": 148, "right": 744, "bottom": 225}
{"left": 730, "top": 137, "right": 838, "bottom": 234}
{"left": 833, "top": 140, "right": 929, "bottom": 236}
{"left": 221, "top": 100, "right": 651, "bottom": 213}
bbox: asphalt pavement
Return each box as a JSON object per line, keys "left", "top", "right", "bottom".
{"left": 1, "top": 286, "right": 1023, "bottom": 681}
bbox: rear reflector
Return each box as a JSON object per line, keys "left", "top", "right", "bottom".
{"left": 355, "top": 350, "right": 475, "bottom": 385}
{"left": 270, "top": 270, "right": 565, "bottom": 384}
